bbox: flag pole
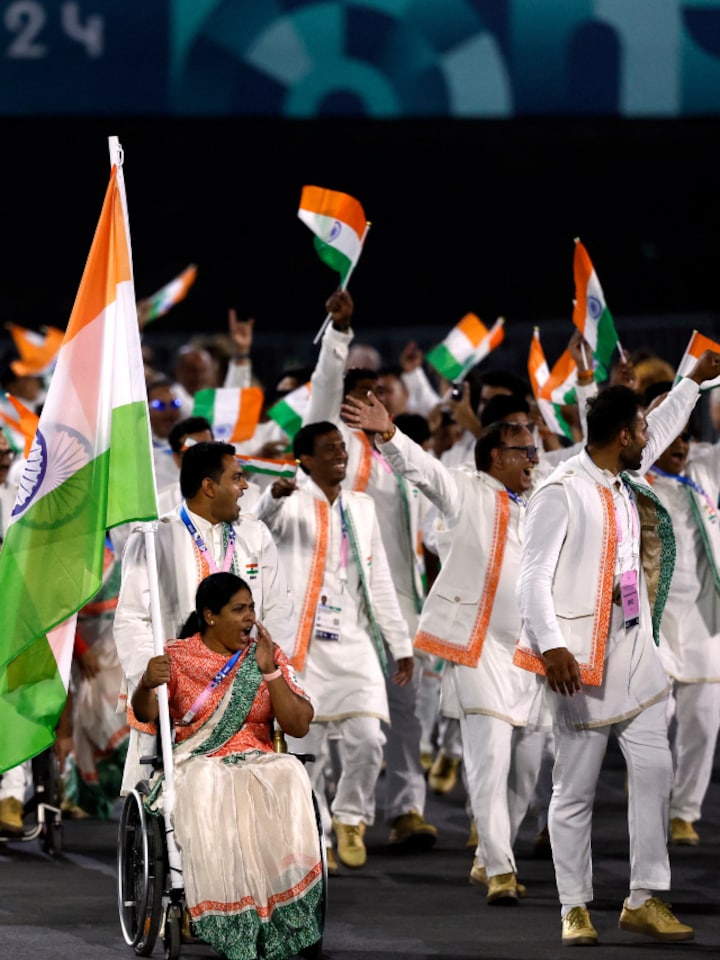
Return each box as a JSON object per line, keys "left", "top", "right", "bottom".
{"left": 312, "top": 221, "right": 372, "bottom": 345}
{"left": 110, "top": 135, "right": 183, "bottom": 889}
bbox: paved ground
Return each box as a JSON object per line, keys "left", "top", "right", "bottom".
{"left": 0, "top": 738, "right": 718, "bottom": 959}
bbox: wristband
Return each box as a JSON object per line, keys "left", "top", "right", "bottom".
{"left": 576, "top": 371, "right": 594, "bottom": 385}
{"left": 262, "top": 668, "right": 282, "bottom": 682}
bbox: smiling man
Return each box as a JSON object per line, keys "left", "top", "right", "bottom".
{"left": 342, "top": 391, "right": 543, "bottom": 906}
{"left": 515, "top": 349, "right": 720, "bottom": 946}
{"left": 256, "top": 420, "right": 414, "bottom": 874}
{"left": 114, "top": 441, "right": 294, "bottom": 792}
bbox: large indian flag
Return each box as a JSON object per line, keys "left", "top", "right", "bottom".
{"left": 267, "top": 382, "right": 311, "bottom": 440}
{"left": 572, "top": 239, "right": 619, "bottom": 382}
{"left": 0, "top": 145, "right": 157, "bottom": 773}
{"left": 528, "top": 329, "right": 573, "bottom": 440}
{"left": 297, "top": 186, "right": 367, "bottom": 285}
{"left": 193, "top": 386, "right": 264, "bottom": 443}
{"left": 675, "top": 330, "right": 720, "bottom": 391}
{"left": 426, "top": 314, "right": 504, "bottom": 381}
{"left": 144, "top": 263, "right": 197, "bottom": 325}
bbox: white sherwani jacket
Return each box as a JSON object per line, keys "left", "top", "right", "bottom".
{"left": 256, "top": 479, "right": 413, "bottom": 722}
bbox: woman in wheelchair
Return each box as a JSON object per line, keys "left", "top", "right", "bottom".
{"left": 132, "top": 572, "right": 322, "bottom": 960}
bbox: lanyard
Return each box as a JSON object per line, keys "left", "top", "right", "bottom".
{"left": 337, "top": 498, "right": 350, "bottom": 583}
{"left": 614, "top": 480, "right": 640, "bottom": 568}
{"left": 505, "top": 488, "right": 527, "bottom": 507}
{"left": 179, "top": 646, "right": 245, "bottom": 726}
{"left": 180, "top": 503, "right": 236, "bottom": 574}
{"left": 650, "top": 466, "right": 718, "bottom": 523}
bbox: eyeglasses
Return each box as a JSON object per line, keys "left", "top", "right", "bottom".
{"left": 501, "top": 444, "right": 538, "bottom": 460}
{"left": 679, "top": 431, "right": 693, "bottom": 443}
{"left": 149, "top": 398, "right": 182, "bottom": 411}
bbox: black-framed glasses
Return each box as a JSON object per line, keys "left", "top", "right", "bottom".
{"left": 501, "top": 444, "right": 538, "bottom": 460}
{"left": 149, "top": 398, "right": 182, "bottom": 411}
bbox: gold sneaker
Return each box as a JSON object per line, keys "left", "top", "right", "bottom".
{"left": 466, "top": 819, "right": 478, "bottom": 849}
{"left": 669, "top": 817, "right": 700, "bottom": 846}
{"left": 470, "top": 859, "right": 526, "bottom": 897}
{"left": 561, "top": 906, "right": 599, "bottom": 945}
{"left": 332, "top": 818, "right": 367, "bottom": 869}
{"left": 0, "top": 797, "right": 24, "bottom": 835}
{"left": 486, "top": 872, "right": 519, "bottom": 905}
{"left": 618, "top": 897, "right": 694, "bottom": 941}
{"left": 428, "top": 752, "right": 460, "bottom": 794}
{"left": 388, "top": 810, "right": 437, "bottom": 850}
{"left": 420, "top": 751, "right": 434, "bottom": 772}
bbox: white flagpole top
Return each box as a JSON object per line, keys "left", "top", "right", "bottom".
{"left": 108, "top": 136, "right": 123, "bottom": 169}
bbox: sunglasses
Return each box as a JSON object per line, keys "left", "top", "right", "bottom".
{"left": 501, "top": 444, "right": 539, "bottom": 460}
{"left": 150, "top": 398, "right": 182, "bottom": 411}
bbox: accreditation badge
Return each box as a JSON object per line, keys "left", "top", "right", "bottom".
{"left": 314, "top": 593, "right": 342, "bottom": 641}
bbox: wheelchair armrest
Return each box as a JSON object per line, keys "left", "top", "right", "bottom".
{"left": 139, "top": 755, "right": 164, "bottom": 771}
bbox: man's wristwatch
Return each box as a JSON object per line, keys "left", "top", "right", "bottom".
{"left": 378, "top": 425, "right": 396, "bottom": 443}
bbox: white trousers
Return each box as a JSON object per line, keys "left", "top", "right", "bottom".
{"left": 549, "top": 699, "right": 672, "bottom": 905}
{"left": 460, "top": 713, "right": 543, "bottom": 876}
{"left": 669, "top": 680, "right": 720, "bottom": 822}
{"left": 0, "top": 760, "right": 33, "bottom": 802}
{"left": 286, "top": 715, "right": 385, "bottom": 845}
{"left": 416, "top": 655, "right": 442, "bottom": 755}
{"left": 384, "top": 652, "right": 428, "bottom": 821}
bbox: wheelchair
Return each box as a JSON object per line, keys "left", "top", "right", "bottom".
{"left": 117, "top": 734, "right": 327, "bottom": 960}
{"left": 0, "top": 749, "right": 63, "bottom": 856}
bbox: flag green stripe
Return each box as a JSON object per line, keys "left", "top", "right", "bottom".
{"left": 267, "top": 404, "right": 303, "bottom": 439}
{"left": 242, "top": 463, "right": 295, "bottom": 477}
{"left": 313, "top": 237, "right": 352, "bottom": 283}
{"left": 192, "top": 389, "right": 216, "bottom": 424}
{"left": 107, "top": 401, "right": 158, "bottom": 528}
{"left": 594, "top": 307, "right": 619, "bottom": 382}
{"left": 0, "top": 639, "right": 66, "bottom": 770}
{"left": 425, "top": 343, "right": 464, "bottom": 380}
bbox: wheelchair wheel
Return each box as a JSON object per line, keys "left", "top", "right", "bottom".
{"left": 42, "top": 819, "right": 63, "bottom": 857}
{"left": 162, "top": 903, "right": 182, "bottom": 960}
{"left": 117, "top": 784, "right": 166, "bottom": 956}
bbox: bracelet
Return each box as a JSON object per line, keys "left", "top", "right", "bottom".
{"left": 378, "top": 425, "right": 396, "bottom": 444}
{"left": 576, "top": 371, "right": 594, "bottom": 385}
{"left": 262, "top": 668, "right": 282, "bottom": 682}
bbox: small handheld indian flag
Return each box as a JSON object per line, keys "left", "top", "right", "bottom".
{"left": 528, "top": 329, "right": 573, "bottom": 440}
{"left": 572, "top": 239, "right": 620, "bottom": 382}
{"left": 236, "top": 456, "right": 297, "bottom": 480}
{"left": 0, "top": 393, "right": 39, "bottom": 457}
{"left": 193, "top": 386, "right": 264, "bottom": 443}
{"left": 6, "top": 324, "right": 64, "bottom": 377}
{"left": 426, "top": 314, "right": 505, "bottom": 381}
{"left": 675, "top": 331, "right": 720, "bottom": 391}
{"left": 539, "top": 347, "right": 579, "bottom": 439}
{"left": 267, "top": 381, "right": 311, "bottom": 440}
{"left": 298, "top": 186, "right": 368, "bottom": 286}
{"left": 143, "top": 264, "right": 197, "bottom": 325}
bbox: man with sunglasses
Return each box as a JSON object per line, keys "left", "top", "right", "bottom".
{"left": 148, "top": 377, "right": 184, "bottom": 489}
{"left": 514, "top": 349, "right": 720, "bottom": 946}
{"left": 342, "top": 390, "right": 543, "bottom": 906}
{"left": 643, "top": 385, "right": 720, "bottom": 851}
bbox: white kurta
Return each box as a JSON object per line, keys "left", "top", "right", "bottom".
{"left": 257, "top": 480, "right": 413, "bottom": 723}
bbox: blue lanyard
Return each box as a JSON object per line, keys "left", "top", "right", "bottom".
{"left": 650, "top": 466, "right": 717, "bottom": 523}
{"left": 179, "top": 503, "right": 236, "bottom": 573}
{"left": 505, "top": 488, "right": 527, "bottom": 507}
{"left": 179, "top": 647, "right": 244, "bottom": 726}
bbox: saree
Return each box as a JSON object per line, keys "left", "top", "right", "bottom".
{"left": 162, "top": 636, "right": 322, "bottom": 960}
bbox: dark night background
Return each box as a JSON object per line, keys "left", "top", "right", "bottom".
{"left": 1, "top": 115, "right": 718, "bottom": 379}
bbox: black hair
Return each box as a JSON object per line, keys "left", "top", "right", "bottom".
{"left": 343, "top": 367, "right": 378, "bottom": 396}
{"left": 480, "top": 394, "right": 530, "bottom": 428}
{"left": 480, "top": 369, "right": 531, "bottom": 398}
{"left": 378, "top": 364, "right": 405, "bottom": 380}
{"left": 179, "top": 572, "right": 252, "bottom": 637}
{"left": 642, "top": 380, "right": 674, "bottom": 408}
{"left": 180, "top": 441, "right": 236, "bottom": 499}
{"left": 393, "top": 413, "right": 430, "bottom": 446}
{"left": 474, "top": 421, "right": 531, "bottom": 472}
{"left": 169, "top": 416, "right": 213, "bottom": 455}
{"left": 586, "top": 385, "right": 642, "bottom": 446}
{"left": 146, "top": 375, "right": 174, "bottom": 396}
{"left": 293, "top": 421, "right": 339, "bottom": 473}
